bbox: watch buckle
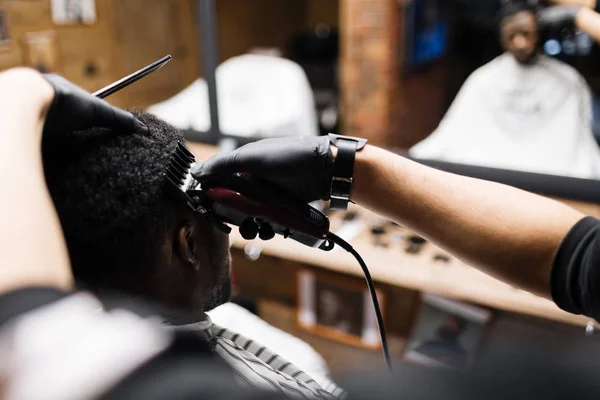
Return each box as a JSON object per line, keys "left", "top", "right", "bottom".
{"left": 332, "top": 176, "right": 353, "bottom": 184}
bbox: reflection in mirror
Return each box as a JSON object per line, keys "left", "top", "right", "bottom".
{"left": 409, "top": 1, "right": 600, "bottom": 181}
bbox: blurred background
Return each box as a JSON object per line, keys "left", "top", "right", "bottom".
{"left": 3, "top": 0, "right": 599, "bottom": 151}
{"left": 4, "top": 0, "right": 600, "bottom": 381}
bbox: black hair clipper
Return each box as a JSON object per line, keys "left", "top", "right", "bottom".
{"left": 166, "top": 142, "right": 333, "bottom": 251}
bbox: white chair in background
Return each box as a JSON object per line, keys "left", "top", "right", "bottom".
{"left": 148, "top": 54, "right": 318, "bottom": 138}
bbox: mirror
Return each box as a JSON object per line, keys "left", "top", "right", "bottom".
{"left": 405, "top": 0, "right": 600, "bottom": 190}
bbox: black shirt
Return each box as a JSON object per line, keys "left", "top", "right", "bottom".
{"left": 552, "top": 216, "right": 600, "bottom": 320}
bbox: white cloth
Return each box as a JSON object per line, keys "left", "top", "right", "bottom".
{"left": 177, "top": 313, "right": 344, "bottom": 398}
{"left": 0, "top": 294, "right": 342, "bottom": 400}
{"left": 0, "top": 294, "right": 171, "bottom": 400}
{"left": 147, "top": 54, "right": 318, "bottom": 138}
{"left": 410, "top": 53, "right": 600, "bottom": 179}
{"left": 208, "top": 302, "right": 332, "bottom": 387}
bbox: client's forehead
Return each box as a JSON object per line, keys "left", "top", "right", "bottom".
{"left": 501, "top": 11, "right": 537, "bottom": 33}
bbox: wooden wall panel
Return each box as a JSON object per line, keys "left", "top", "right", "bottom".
{"left": 1, "top": 0, "right": 339, "bottom": 110}
{"left": 0, "top": 0, "right": 116, "bottom": 92}
{"left": 216, "top": 0, "right": 306, "bottom": 62}
{"left": 57, "top": 1, "right": 117, "bottom": 95}
{"left": 0, "top": 1, "right": 52, "bottom": 71}
{"left": 0, "top": 0, "right": 199, "bottom": 110}
{"left": 108, "top": 0, "right": 200, "bottom": 109}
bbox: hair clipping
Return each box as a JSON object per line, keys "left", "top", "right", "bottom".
{"left": 93, "top": 54, "right": 172, "bottom": 99}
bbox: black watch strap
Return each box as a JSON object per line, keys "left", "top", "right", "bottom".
{"left": 328, "top": 134, "right": 368, "bottom": 211}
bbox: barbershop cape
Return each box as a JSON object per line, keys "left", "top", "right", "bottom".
{"left": 410, "top": 53, "right": 600, "bottom": 179}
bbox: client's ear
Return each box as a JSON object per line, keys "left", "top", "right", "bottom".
{"left": 176, "top": 224, "right": 199, "bottom": 270}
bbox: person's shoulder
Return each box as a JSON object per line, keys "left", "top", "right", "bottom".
{"left": 538, "top": 55, "right": 587, "bottom": 87}
{"left": 465, "top": 55, "right": 505, "bottom": 83}
{"left": 538, "top": 54, "right": 578, "bottom": 71}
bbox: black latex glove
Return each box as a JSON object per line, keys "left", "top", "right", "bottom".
{"left": 538, "top": 5, "right": 581, "bottom": 32}
{"left": 191, "top": 136, "right": 335, "bottom": 203}
{"left": 42, "top": 74, "right": 147, "bottom": 137}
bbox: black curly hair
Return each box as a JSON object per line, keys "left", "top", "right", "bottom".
{"left": 498, "top": 1, "right": 537, "bottom": 26}
{"left": 42, "top": 111, "right": 188, "bottom": 293}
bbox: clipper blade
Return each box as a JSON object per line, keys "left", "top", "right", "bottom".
{"left": 165, "top": 142, "right": 230, "bottom": 234}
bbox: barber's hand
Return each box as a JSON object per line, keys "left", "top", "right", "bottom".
{"left": 191, "top": 136, "right": 335, "bottom": 203}
{"left": 538, "top": 5, "right": 581, "bottom": 31}
{"left": 42, "top": 74, "right": 147, "bottom": 137}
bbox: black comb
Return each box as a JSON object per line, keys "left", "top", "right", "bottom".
{"left": 166, "top": 142, "right": 198, "bottom": 196}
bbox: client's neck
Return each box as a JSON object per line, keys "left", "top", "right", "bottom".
{"left": 95, "top": 289, "right": 206, "bottom": 325}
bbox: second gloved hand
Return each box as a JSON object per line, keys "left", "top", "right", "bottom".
{"left": 43, "top": 74, "right": 147, "bottom": 137}
{"left": 191, "top": 136, "right": 335, "bottom": 203}
{"left": 538, "top": 5, "right": 581, "bottom": 32}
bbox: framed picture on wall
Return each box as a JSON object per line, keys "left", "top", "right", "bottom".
{"left": 296, "top": 269, "right": 385, "bottom": 349}
{"left": 51, "top": 0, "right": 96, "bottom": 25}
{"left": 21, "top": 31, "right": 61, "bottom": 73}
{"left": 403, "top": 293, "right": 493, "bottom": 370}
{"left": 0, "top": 9, "right": 10, "bottom": 50}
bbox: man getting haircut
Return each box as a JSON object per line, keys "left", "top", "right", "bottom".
{"left": 41, "top": 111, "right": 341, "bottom": 398}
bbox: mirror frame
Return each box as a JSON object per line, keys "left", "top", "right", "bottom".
{"left": 400, "top": 151, "right": 600, "bottom": 204}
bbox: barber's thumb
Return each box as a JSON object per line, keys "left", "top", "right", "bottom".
{"left": 131, "top": 116, "right": 149, "bottom": 134}
{"left": 191, "top": 154, "right": 235, "bottom": 179}
{"left": 192, "top": 146, "right": 266, "bottom": 179}
{"left": 116, "top": 110, "right": 148, "bottom": 134}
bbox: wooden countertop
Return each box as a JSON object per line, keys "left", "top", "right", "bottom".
{"left": 188, "top": 142, "right": 597, "bottom": 328}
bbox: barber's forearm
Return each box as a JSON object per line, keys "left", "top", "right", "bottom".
{"left": 576, "top": 7, "right": 600, "bottom": 43}
{"left": 550, "top": 0, "right": 596, "bottom": 7}
{"left": 352, "top": 146, "right": 584, "bottom": 298}
{"left": 0, "top": 68, "right": 73, "bottom": 293}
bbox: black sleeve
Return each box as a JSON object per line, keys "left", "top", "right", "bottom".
{"left": 551, "top": 216, "right": 600, "bottom": 320}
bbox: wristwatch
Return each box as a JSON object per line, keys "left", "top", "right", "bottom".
{"left": 328, "top": 133, "right": 368, "bottom": 211}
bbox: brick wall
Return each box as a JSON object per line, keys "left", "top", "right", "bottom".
{"left": 340, "top": 0, "right": 451, "bottom": 149}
